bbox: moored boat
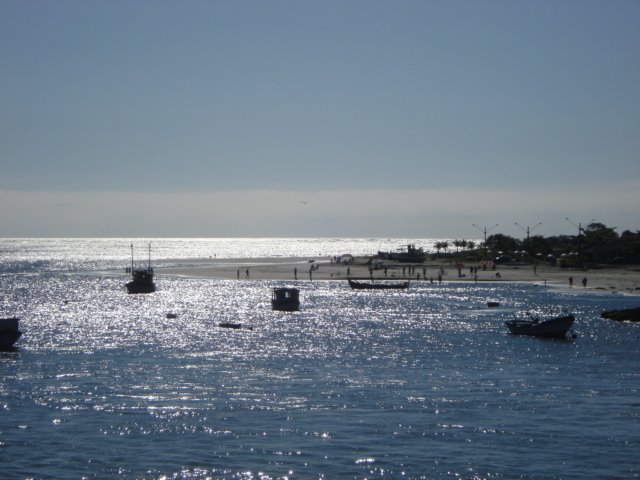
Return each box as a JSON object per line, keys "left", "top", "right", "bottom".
{"left": 0, "top": 317, "right": 22, "bottom": 349}
{"left": 272, "top": 287, "right": 300, "bottom": 311}
{"left": 377, "top": 244, "right": 427, "bottom": 263}
{"left": 126, "top": 243, "right": 156, "bottom": 294}
{"left": 505, "top": 313, "right": 575, "bottom": 339}
{"left": 348, "top": 278, "right": 409, "bottom": 290}
{"left": 601, "top": 307, "right": 640, "bottom": 322}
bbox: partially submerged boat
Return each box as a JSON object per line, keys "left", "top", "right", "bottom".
{"left": 219, "top": 322, "right": 253, "bottom": 330}
{"left": 0, "top": 317, "right": 22, "bottom": 349}
{"left": 505, "top": 313, "right": 575, "bottom": 339}
{"left": 272, "top": 287, "right": 300, "bottom": 311}
{"left": 126, "top": 243, "right": 156, "bottom": 294}
{"left": 348, "top": 278, "right": 409, "bottom": 290}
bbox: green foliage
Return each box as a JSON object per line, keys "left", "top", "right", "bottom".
{"left": 451, "top": 223, "right": 639, "bottom": 264}
{"left": 583, "top": 222, "right": 618, "bottom": 244}
{"left": 527, "top": 235, "right": 552, "bottom": 255}
{"left": 486, "top": 233, "right": 519, "bottom": 254}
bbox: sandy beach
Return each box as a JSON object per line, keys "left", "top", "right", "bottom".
{"left": 157, "top": 256, "right": 640, "bottom": 296}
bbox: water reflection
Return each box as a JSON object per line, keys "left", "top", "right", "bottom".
{"left": 2, "top": 271, "right": 640, "bottom": 479}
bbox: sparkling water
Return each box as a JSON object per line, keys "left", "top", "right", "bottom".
{"left": 1, "top": 239, "right": 639, "bottom": 479}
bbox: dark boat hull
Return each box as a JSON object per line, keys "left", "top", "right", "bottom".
{"left": 0, "top": 318, "right": 22, "bottom": 349}
{"left": 272, "top": 301, "right": 300, "bottom": 311}
{"left": 505, "top": 314, "right": 575, "bottom": 338}
{"left": 348, "top": 278, "right": 409, "bottom": 290}
{"left": 0, "top": 330, "right": 22, "bottom": 349}
{"left": 601, "top": 307, "right": 640, "bottom": 322}
{"left": 126, "top": 281, "right": 156, "bottom": 294}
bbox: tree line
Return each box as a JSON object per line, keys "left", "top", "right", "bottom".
{"left": 442, "top": 223, "right": 640, "bottom": 265}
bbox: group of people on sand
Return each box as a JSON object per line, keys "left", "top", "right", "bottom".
{"left": 233, "top": 263, "right": 591, "bottom": 291}
{"left": 568, "top": 276, "right": 588, "bottom": 288}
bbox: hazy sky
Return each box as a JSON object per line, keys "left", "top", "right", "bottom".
{"left": 1, "top": 0, "right": 638, "bottom": 238}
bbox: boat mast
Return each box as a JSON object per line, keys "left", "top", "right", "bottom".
{"left": 130, "top": 243, "right": 134, "bottom": 272}
{"left": 148, "top": 242, "right": 151, "bottom": 270}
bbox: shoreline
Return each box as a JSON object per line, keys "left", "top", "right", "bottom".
{"left": 154, "top": 257, "right": 640, "bottom": 296}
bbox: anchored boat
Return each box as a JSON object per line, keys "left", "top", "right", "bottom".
{"left": 0, "top": 317, "right": 22, "bottom": 349}
{"left": 505, "top": 313, "right": 575, "bottom": 339}
{"left": 377, "top": 244, "right": 427, "bottom": 263}
{"left": 348, "top": 278, "right": 409, "bottom": 290}
{"left": 126, "top": 243, "right": 156, "bottom": 294}
{"left": 271, "top": 287, "right": 300, "bottom": 311}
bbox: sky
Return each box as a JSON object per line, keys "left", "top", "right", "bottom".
{"left": 1, "top": 0, "right": 639, "bottom": 239}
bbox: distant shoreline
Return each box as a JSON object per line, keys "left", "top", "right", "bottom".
{"left": 154, "top": 257, "right": 640, "bottom": 296}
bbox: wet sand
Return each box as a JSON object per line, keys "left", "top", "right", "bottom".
{"left": 157, "top": 257, "right": 640, "bottom": 296}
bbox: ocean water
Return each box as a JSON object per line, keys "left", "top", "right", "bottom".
{"left": 1, "top": 238, "right": 639, "bottom": 480}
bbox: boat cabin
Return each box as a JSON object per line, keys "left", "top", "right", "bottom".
{"left": 271, "top": 287, "right": 300, "bottom": 311}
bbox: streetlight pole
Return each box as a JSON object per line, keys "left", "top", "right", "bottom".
{"left": 514, "top": 222, "right": 542, "bottom": 253}
{"left": 565, "top": 218, "right": 593, "bottom": 259}
{"left": 472, "top": 223, "right": 498, "bottom": 258}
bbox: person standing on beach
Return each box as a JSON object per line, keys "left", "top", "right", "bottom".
{"left": 569, "top": 276, "right": 573, "bottom": 288}
{"left": 245, "top": 268, "right": 249, "bottom": 279}
{"left": 294, "top": 267, "right": 297, "bottom": 280}
{"left": 582, "top": 277, "right": 587, "bottom": 288}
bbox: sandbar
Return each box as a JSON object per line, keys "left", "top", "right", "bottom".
{"left": 156, "top": 257, "right": 640, "bottom": 296}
